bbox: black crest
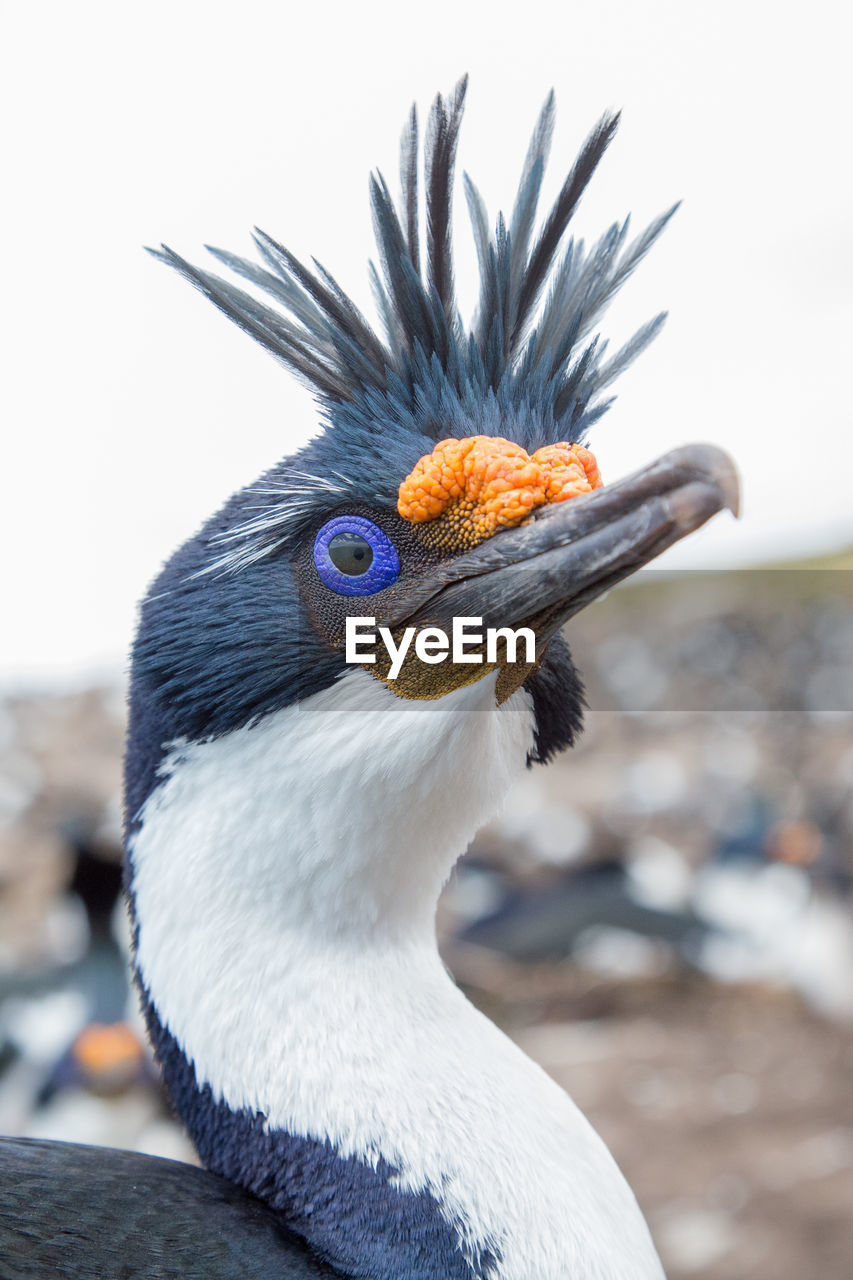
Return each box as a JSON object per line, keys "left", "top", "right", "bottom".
{"left": 150, "top": 78, "right": 677, "bottom": 443}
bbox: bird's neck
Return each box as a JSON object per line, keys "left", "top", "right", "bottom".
{"left": 128, "top": 670, "right": 663, "bottom": 1279}
{"left": 130, "top": 669, "right": 532, "bottom": 943}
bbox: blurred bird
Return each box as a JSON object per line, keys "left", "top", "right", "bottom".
{"left": 457, "top": 855, "right": 711, "bottom": 965}
{"left": 0, "top": 79, "right": 738, "bottom": 1279}
{"left": 0, "top": 826, "right": 151, "bottom": 1134}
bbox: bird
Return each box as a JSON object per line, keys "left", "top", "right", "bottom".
{"left": 0, "top": 78, "right": 739, "bottom": 1279}
{"left": 0, "top": 825, "right": 149, "bottom": 1136}
{"left": 455, "top": 854, "right": 712, "bottom": 966}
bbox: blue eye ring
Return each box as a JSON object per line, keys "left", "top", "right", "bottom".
{"left": 313, "top": 515, "right": 401, "bottom": 596}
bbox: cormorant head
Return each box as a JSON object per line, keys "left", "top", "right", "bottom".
{"left": 127, "top": 78, "right": 738, "bottom": 826}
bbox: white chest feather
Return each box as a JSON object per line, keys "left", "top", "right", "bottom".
{"left": 131, "top": 670, "right": 664, "bottom": 1279}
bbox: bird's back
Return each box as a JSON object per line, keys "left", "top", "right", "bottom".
{"left": 0, "top": 1137, "right": 340, "bottom": 1279}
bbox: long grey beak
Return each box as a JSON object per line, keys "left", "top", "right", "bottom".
{"left": 379, "top": 443, "right": 740, "bottom": 640}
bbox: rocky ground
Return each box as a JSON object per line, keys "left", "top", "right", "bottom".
{"left": 1, "top": 560, "right": 851, "bottom": 1277}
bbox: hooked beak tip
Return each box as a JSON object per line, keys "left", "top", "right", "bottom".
{"left": 664, "top": 442, "right": 741, "bottom": 521}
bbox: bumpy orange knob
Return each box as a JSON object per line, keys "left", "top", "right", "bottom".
{"left": 398, "top": 435, "right": 602, "bottom": 542}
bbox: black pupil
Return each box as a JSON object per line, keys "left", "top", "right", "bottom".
{"left": 327, "top": 531, "right": 374, "bottom": 576}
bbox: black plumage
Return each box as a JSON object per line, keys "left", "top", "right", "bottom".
{"left": 0, "top": 1139, "right": 336, "bottom": 1279}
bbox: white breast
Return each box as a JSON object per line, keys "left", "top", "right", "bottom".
{"left": 131, "top": 670, "right": 664, "bottom": 1279}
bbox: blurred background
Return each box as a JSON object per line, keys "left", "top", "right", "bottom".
{"left": 2, "top": 3, "right": 852, "bottom": 1277}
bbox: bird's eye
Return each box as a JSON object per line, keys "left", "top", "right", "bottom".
{"left": 328, "top": 532, "right": 373, "bottom": 575}
{"left": 313, "top": 516, "right": 400, "bottom": 595}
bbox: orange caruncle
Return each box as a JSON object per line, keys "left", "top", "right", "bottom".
{"left": 397, "top": 435, "right": 603, "bottom": 544}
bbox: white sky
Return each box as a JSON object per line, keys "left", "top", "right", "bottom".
{"left": 2, "top": 1, "right": 851, "bottom": 683}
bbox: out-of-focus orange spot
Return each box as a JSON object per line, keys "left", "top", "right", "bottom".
{"left": 398, "top": 436, "right": 602, "bottom": 544}
{"left": 73, "top": 1022, "right": 144, "bottom": 1076}
{"left": 767, "top": 820, "right": 824, "bottom": 868}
